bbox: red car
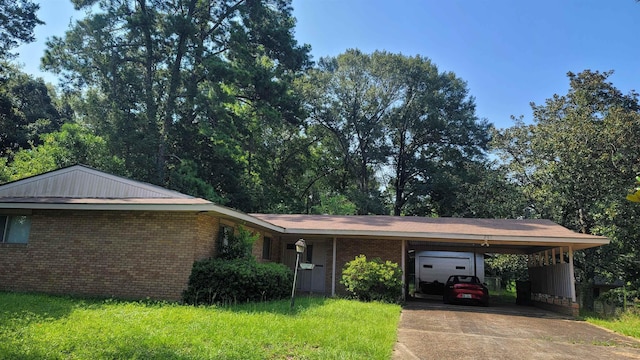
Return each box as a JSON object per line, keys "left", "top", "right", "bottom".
{"left": 443, "top": 275, "right": 490, "bottom": 306}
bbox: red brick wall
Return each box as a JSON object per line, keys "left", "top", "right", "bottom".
{"left": 332, "top": 238, "right": 403, "bottom": 295}
{"left": 0, "top": 210, "right": 219, "bottom": 301}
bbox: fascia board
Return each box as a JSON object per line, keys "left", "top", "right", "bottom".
{"left": 205, "top": 205, "right": 285, "bottom": 233}
{"left": 279, "top": 228, "right": 610, "bottom": 246}
{"left": 0, "top": 202, "right": 285, "bottom": 233}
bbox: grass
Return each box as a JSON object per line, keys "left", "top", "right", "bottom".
{"left": 489, "top": 287, "right": 517, "bottom": 304}
{"left": 584, "top": 308, "right": 640, "bottom": 340}
{"left": 0, "top": 292, "right": 401, "bottom": 359}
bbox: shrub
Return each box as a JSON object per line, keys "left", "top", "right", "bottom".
{"left": 183, "top": 258, "right": 293, "bottom": 305}
{"left": 341, "top": 255, "right": 402, "bottom": 303}
{"left": 217, "top": 225, "right": 258, "bottom": 260}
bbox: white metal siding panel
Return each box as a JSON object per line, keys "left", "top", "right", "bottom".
{"left": 529, "top": 263, "right": 572, "bottom": 298}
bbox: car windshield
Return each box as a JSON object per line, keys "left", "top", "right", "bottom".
{"left": 449, "top": 276, "right": 480, "bottom": 284}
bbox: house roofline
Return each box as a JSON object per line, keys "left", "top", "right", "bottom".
{"left": 0, "top": 201, "right": 285, "bottom": 233}
{"left": 0, "top": 201, "right": 610, "bottom": 250}
{"left": 275, "top": 228, "right": 609, "bottom": 249}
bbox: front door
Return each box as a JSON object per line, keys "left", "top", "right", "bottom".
{"left": 283, "top": 240, "right": 327, "bottom": 293}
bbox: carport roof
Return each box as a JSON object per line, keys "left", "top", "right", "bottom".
{"left": 251, "top": 214, "right": 609, "bottom": 253}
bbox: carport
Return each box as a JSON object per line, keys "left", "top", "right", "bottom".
{"left": 401, "top": 218, "right": 609, "bottom": 315}
{"left": 251, "top": 215, "right": 609, "bottom": 315}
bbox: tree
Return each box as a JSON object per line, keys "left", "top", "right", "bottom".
{"left": 386, "top": 57, "right": 491, "bottom": 216}
{"left": 493, "top": 70, "right": 640, "bottom": 309}
{"left": 0, "top": 63, "right": 67, "bottom": 157}
{"left": 43, "top": 0, "right": 310, "bottom": 211}
{"left": 0, "top": 0, "right": 43, "bottom": 58}
{"left": 485, "top": 254, "right": 528, "bottom": 290}
{"left": 2, "top": 122, "right": 126, "bottom": 181}
{"left": 626, "top": 176, "right": 640, "bottom": 202}
{"left": 299, "top": 50, "right": 397, "bottom": 214}
{"left": 299, "top": 50, "right": 492, "bottom": 216}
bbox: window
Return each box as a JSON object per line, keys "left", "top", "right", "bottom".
{"left": 262, "top": 237, "right": 271, "bottom": 260}
{"left": 0, "top": 215, "right": 31, "bottom": 244}
{"left": 305, "top": 244, "right": 313, "bottom": 263}
{"left": 219, "top": 225, "right": 233, "bottom": 247}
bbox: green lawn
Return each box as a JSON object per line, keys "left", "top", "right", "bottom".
{"left": 0, "top": 292, "right": 401, "bottom": 359}
{"left": 584, "top": 309, "right": 640, "bottom": 340}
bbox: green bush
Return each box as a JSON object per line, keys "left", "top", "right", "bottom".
{"left": 183, "top": 258, "right": 293, "bottom": 305}
{"left": 341, "top": 255, "right": 402, "bottom": 303}
{"left": 217, "top": 225, "right": 258, "bottom": 260}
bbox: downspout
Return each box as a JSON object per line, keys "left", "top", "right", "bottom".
{"left": 401, "top": 240, "right": 406, "bottom": 301}
{"left": 331, "top": 237, "right": 337, "bottom": 296}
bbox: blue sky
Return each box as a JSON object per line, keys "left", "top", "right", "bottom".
{"left": 16, "top": 0, "right": 640, "bottom": 129}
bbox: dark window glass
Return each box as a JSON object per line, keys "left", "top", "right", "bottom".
{"left": 262, "top": 237, "right": 271, "bottom": 260}
{"left": 305, "top": 245, "right": 313, "bottom": 263}
{"left": 0, "top": 216, "right": 6, "bottom": 242}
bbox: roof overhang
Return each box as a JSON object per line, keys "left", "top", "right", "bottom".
{"left": 0, "top": 200, "right": 285, "bottom": 234}
{"left": 250, "top": 214, "right": 610, "bottom": 254}
{"left": 271, "top": 228, "right": 607, "bottom": 253}
{"left": 0, "top": 200, "right": 610, "bottom": 254}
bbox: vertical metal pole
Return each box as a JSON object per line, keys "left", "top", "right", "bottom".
{"left": 290, "top": 252, "right": 301, "bottom": 309}
{"left": 401, "top": 240, "right": 406, "bottom": 301}
{"left": 473, "top": 247, "right": 477, "bottom": 278}
{"left": 332, "top": 237, "right": 337, "bottom": 296}
{"left": 568, "top": 246, "right": 576, "bottom": 302}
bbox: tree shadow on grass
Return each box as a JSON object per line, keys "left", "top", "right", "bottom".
{"left": 0, "top": 291, "right": 79, "bottom": 325}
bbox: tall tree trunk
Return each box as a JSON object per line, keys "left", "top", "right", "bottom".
{"left": 138, "top": 0, "right": 160, "bottom": 183}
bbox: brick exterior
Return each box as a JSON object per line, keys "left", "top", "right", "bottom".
{"left": 0, "top": 210, "right": 406, "bottom": 300}
{"left": 0, "top": 210, "right": 219, "bottom": 301}
{"left": 332, "top": 238, "right": 403, "bottom": 295}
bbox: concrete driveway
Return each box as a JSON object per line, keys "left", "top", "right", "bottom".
{"left": 393, "top": 299, "right": 640, "bottom": 360}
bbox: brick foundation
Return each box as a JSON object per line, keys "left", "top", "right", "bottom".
{"left": 532, "top": 293, "right": 580, "bottom": 317}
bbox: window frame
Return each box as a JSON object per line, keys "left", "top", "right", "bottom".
{"left": 0, "top": 213, "right": 32, "bottom": 244}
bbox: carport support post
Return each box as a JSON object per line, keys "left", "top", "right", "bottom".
{"left": 569, "top": 246, "right": 576, "bottom": 302}
{"left": 331, "top": 237, "right": 337, "bottom": 296}
{"left": 401, "top": 240, "right": 406, "bottom": 301}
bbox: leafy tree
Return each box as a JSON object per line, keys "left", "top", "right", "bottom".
{"left": 43, "top": 0, "right": 310, "bottom": 211}
{"left": 493, "top": 70, "right": 640, "bottom": 309}
{"left": 0, "top": 0, "right": 43, "bottom": 58}
{"left": 299, "top": 50, "right": 492, "bottom": 216}
{"left": 167, "top": 159, "right": 223, "bottom": 203}
{"left": 386, "top": 57, "right": 491, "bottom": 216}
{"left": 311, "top": 193, "right": 357, "bottom": 215}
{"left": 485, "top": 254, "right": 529, "bottom": 290}
{"left": 2, "top": 122, "right": 126, "bottom": 181}
{"left": 627, "top": 176, "right": 640, "bottom": 202}
{"left": 0, "top": 63, "right": 67, "bottom": 156}
{"left": 299, "top": 50, "right": 397, "bottom": 214}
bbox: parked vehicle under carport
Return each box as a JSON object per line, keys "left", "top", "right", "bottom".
{"left": 443, "top": 275, "right": 490, "bottom": 306}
